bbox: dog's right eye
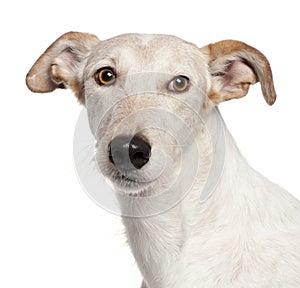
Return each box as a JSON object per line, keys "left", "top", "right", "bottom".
{"left": 95, "top": 67, "right": 116, "bottom": 86}
{"left": 168, "top": 75, "right": 190, "bottom": 93}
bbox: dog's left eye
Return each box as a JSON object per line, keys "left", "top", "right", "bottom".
{"left": 168, "top": 75, "right": 190, "bottom": 93}
{"left": 95, "top": 67, "right": 116, "bottom": 86}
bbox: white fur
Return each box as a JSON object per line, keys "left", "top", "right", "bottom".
{"left": 124, "top": 109, "right": 300, "bottom": 288}
{"left": 26, "top": 33, "right": 300, "bottom": 288}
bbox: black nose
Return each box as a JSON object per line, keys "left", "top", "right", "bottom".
{"left": 108, "top": 135, "right": 151, "bottom": 170}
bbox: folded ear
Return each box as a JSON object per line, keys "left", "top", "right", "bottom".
{"left": 201, "top": 40, "right": 277, "bottom": 105}
{"left": 26, "top": 32, "right": 100, "bottom": 104}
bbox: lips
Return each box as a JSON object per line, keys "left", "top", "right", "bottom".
{"left": 112, "top": 170, "right": 139, "bottom": 185}
{"left": 115, "top": 173, "right": 137, "bottom": 183}
{"left": 110, "top": 169, "right": 153, "bottom": 197}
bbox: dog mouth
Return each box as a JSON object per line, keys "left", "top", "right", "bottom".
{"left": 111, "top": 168, "right": 150, "bottom": 185}
{"left": 109, "top": 170, "right": 153, "bottom": 197}
{"left": 113, "top": 171, "right": 138, "bottom": 184}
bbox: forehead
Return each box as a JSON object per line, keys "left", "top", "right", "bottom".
{"left": 87, "top": 34, "right": 207, "bottom": 75}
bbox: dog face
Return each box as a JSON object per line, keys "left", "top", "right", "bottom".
{"left": 26, "top": 32, "right": 276, "bottom": 199}
{"left": 83, "top": 34, "right": 211, "bottom": 196}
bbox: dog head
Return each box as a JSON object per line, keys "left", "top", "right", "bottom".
{"left": 26, "top": 32, "right": 276, "bottom": 203}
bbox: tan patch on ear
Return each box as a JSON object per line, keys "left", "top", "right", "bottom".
{"left": 207, "top": 40, "right": 247, "bottom": 59}
{"left": 50, "top": 63, "right": 67, "bottom": 85}
{"left": 202, "top": 40, "right": 277, "bottom": 105}
{"left": 49, "top": 64, "right": 85, "bottom": 104}
{"left": 208, "top": 89, "right": 221, "bottom": 104}
{"left": 26, "top": 66, "right": 57, "bottom": 93}
{"left": 208, "top": 60, "right": 257, "bottom": 104}
{"left": 208, "top": 83, "right": 251, "bottom": 104}
{"left": 26, "top": 31, "right": 100, "bottom": 105}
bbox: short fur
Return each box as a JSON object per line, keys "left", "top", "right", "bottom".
{"left": 26, "top": 32, "right": 300, "bottom": 288}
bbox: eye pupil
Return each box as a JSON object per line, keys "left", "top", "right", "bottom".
{"left": 175, "top": 77, "right": 185, "bottom": 88}
{"left": 170, "top": 75, "right": 189, "bottom": 92}
{"left": 95, "top": 67, "right": 116, "bottom": 86}
{"left": 102, "top": 70, "right": 113, "bottom": 82}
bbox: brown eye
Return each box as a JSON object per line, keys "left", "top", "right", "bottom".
{"left": 95, "top": 67, "right": 116, "bottom": 86}
{"left": 168, "top": 75, "right": 190, "bottom": 93}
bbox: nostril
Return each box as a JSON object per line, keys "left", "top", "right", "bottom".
{"left": 133, "top": 151, "right": 148, "bottom": 160}
{"left": 108, "top": 135, "right": 151, "bottom": 170}
{"left": 129, "top": 136, "right": 151, "bottom": 169}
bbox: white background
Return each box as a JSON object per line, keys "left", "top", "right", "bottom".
{"left": 1, "top": 1, "right": 299, "bottom": 287}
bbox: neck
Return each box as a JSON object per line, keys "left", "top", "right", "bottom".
{"left": 121, "top": 107, "right": 271, "bottom": 287}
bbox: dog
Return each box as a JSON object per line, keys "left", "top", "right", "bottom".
{"left": 26, "top": 32, "right": 300, "bottom": 287}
